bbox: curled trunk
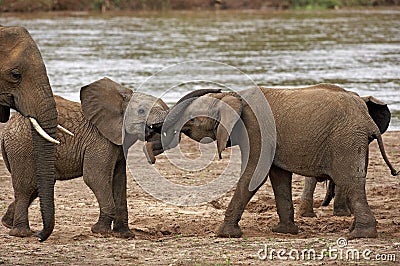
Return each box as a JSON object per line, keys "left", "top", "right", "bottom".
{"left": 160, "top": 88, "right": 222, "bottom": 149}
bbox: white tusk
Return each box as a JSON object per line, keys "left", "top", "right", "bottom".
{"left": 149, "top": 124, "right": 153, "bottom": 129}
{"left": 57, "top": 125, "right": 74, "bottom": 136}
{"left": 29, "top": 117, "right": 60, "bottom": 145}
{"left": 163, "top": 132, "right": 167, "bottom": 137}
{"left": 173, "top": 130, "right": 177, "bottom": 134}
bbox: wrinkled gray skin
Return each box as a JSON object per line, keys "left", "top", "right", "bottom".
{"left": 298, "top": 97, "right": 391, "bottom": 218}
{"left": 1, "top": 78, "right": 168, "bottom": 238}
{"left": 0, "top": 26, "right": 58, "bottom": 241}
{"left": 160, "top": 84, "right": 399, "bottom": 239}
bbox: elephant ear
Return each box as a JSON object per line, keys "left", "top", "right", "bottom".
{"left": 362, "top": 96, "right": 391, "bottom": 134}
{"left": 0, "top": 106, "right": 10, "bottom": 123}
{"left": 80, "top": 77, "right": 132, "bottom": 145}
{"left": 216, "top": 95, "right": 242, "bottom": 159}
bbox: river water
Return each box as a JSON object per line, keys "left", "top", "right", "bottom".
{"left": 1, "top": 9, "right": 399, "bottom": 130}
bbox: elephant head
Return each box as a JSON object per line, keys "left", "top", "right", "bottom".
{"left": 160, "top": 89, "right": 244, "bottom": 159}
{"left": 0, "top": 26, "right": 61, "bottom": 241}
{"left": 80, "top": 77, "right": 169, "bottom": 159}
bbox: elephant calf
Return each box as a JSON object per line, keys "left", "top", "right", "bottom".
{"left": 159, "top": 84, "right": 399, "bottom": 239}
{"left": 298, "top": 96, "right": 392, "bottom": 218}
{"left": 1, "top": 78, "right": 168, "bottom": 238}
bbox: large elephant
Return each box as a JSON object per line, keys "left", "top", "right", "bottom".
{"left": 0, "top": 26, "right": 64, "bottom": 241}
{"left": 159, "top": 83, "right": 399, "bottom": 239}
{"left": 1, "top": 78, "right": 168, "bottom": 238}
{"left": 298, "top": 96, "right": 391, "bottom": 217}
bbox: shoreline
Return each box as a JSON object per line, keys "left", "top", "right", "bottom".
{"left": 1, "top": 6, "right": 400, "bottom": 16}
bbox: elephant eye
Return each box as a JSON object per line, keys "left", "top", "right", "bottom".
{"left": 138, "top": 108, "right": 145, "bottom": 115}
{"left": 189, "top": 114, "right": 196, "bottom": 122}
{"left": 10, "top": 69, "right": 22, "bottom": 82}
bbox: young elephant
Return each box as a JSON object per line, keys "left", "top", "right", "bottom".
{"left": 298, "top": 96, "right": 391, "bottom": 217}
{"left": 1, "top": 78, "right": 168, "bottom": 238}
{"left": 160, "top": 83, "right": 399, "bottom": 239}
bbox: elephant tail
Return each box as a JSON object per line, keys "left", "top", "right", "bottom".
{"left": 321, "top": 180, "right": 335, "bottom": 206}
{"left": 375, "top": 134, "right": 399, "bottom": 176}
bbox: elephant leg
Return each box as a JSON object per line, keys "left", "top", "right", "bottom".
{"left": 217, "top": 169, "right": 268, "bottom": 238}
{"left": 344, "top": 178, "right": 377, "bottom": 239}
{"left": 332, "top": 147, "right": 376, "bottom": 239}
{"left": 111, "top": 158, "right": 134, "bottom": 238}
{"left": 269, "top": 166, "right": 298, "bottom": 234}
{"left": 83, "top": 160, "right": 115, "bottom": 235}
{"left": 9, "top": 191, "right": 36, "bottom": 237}
{"left": 333, "top": 185, "right": 351, "bottom": 216}
{"left": 2, "top": 190, "right": 38, "bottom": 229}
{"left": 298, "top": 176, "right": 317, "bottom": 217}
{"left": 2, "top": 201, "right": 16, "bottom": 229}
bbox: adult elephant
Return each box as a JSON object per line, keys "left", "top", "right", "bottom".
{"left": 159, "top": 83, "right": 399, "bottom": 239}
{"left": 0, "top": 26, "right": 66, "bottom": 241}
{"left": 298, "top": 96, "right": 391, "bottom": 217}
{"left": 1, "top": 78, "right": 168, "bottom": 238}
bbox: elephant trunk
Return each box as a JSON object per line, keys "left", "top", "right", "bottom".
{"left": 32, "top": 128, "right": 56, "bottom": 241}
{"left": 159, "top": 88, "right": 222, "bottom": 150}
{"left": 161, "top": 98, "right": 195, "bottom": 150}
{"left": 321, "top": 180, "right": 335, "bottom": 206}
{"left": 19, "top": 83, "right": 58, "bottom": 241}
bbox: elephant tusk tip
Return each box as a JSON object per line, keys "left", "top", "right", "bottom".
{"left": 46, "top": 138, "right": 60, "bottom": 145}
{"left": 57, "top": 125, "right": 74, "bottom": 136}
{"left": 29, "top": 117, "right": 61, "bottom": 144}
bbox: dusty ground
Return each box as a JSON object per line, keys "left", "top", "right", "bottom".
{"left": 0, "top": 131, "right": 399, "bottom": 265}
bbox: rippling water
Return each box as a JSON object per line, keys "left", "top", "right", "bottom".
{"left": 1, "top": 10, "right": 399, "bottom": 129}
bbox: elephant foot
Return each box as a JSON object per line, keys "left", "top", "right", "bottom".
{"left": 217, "top": 223, "right": 243, "bottom": 238}
{"left": 113, "top": 229, "right": 135, "bottom": 238}
{"left": 112, "top": 224, "right": 135, "bottom": 238}
{"left": 9, "top": 227, "right": 34, "bottom": 237}
{"left": 272, "top": 222, "right": 299, "bottom": 235}
{"left": 348, "top": 226, "right": 377, "bottom": 239}
{"left": 333, "top": 208, "right": 351, "bottom": 217}
{"left": 301, "top": 211, "right": 316, "bottom": 217}
{"left": 298, "top": 200, "right": 316, "bottom": 218}
{"left": 91, "top": 221, "right": 112, "bottom": 235}
{"left": 1, "top": 214, "right": 13, "bottom": 229}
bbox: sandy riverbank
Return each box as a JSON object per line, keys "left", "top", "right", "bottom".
{"left": 0, "top": 131, "right": 399, "bottom": 264}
